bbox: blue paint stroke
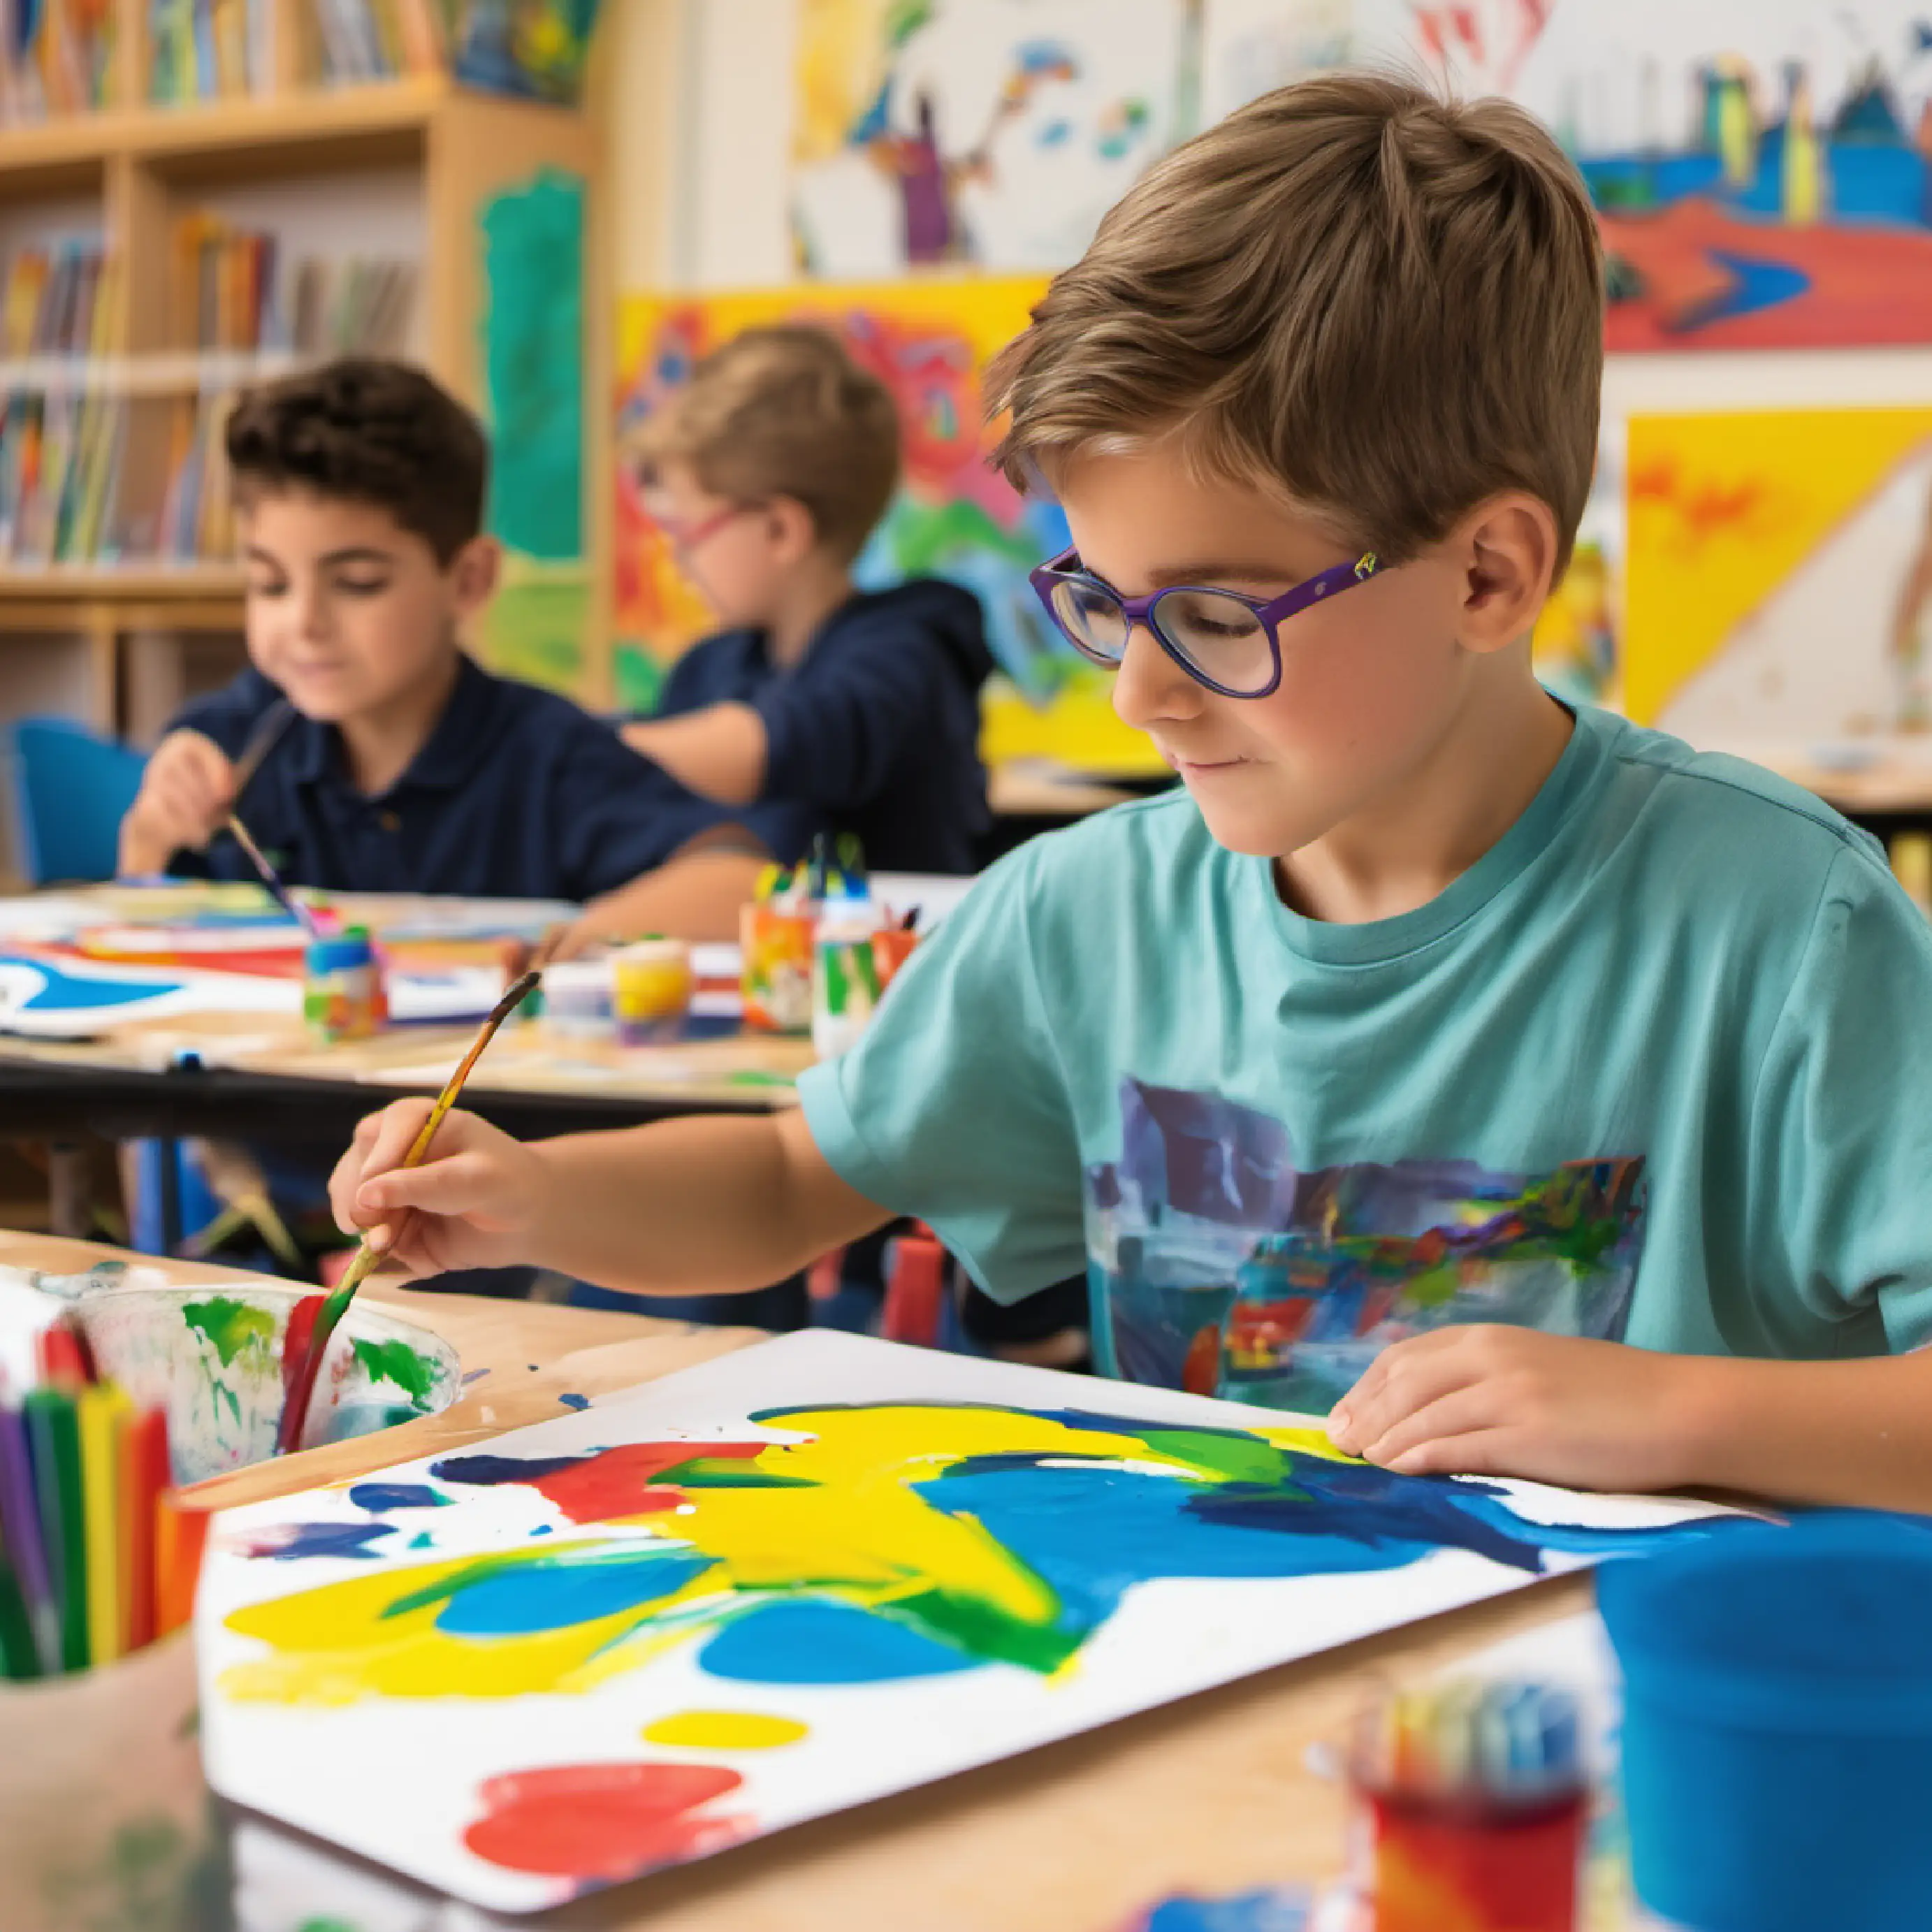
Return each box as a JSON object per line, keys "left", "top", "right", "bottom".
{"left": 431, "top": 1451, "right": 588, "bottom": 1486}
{"left": 0, "top": 956, "right": 184, "bottom": 1010}
{"left": 383, "top": 1546, "right": 710, "bottom": 1636}
{"left": 1142, "top": 1889, "right": 1311, "bottom": 1932}
{"left": 558, "top": 1393, "right": 592, "bottom": 1411}
{"left": 349, "top": 1482, "right": 451, "bottom": 1513}
{"left": 247, "top": 1520, "right": 395, "bottom": 1561}
{"left": 701, "top": 1599, "right": 978, "bottom": 1684}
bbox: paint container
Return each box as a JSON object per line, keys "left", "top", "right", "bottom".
{"left": 612, "top": 938, "right": 693, "bottom": 1046}
{"left": 539, "top": 959, "right": 616, "bottom": 1041}
{"left": 1600, "top": 1511, "right": 1932, "bottom": 1932}
{"left": 75, "top": 1285, "right": 459, "bottom": 1481}
{"left": 741, "top": 901, "right": 815, "bottom": 1035}
{"left": 1349, "top": 1678, "right": 1587, "bottom": 1932}
{"left": 871, "top": 922, "right": 921, "bottom": 996}
{"left": 303, "top": 926, "right": 386, "bottom": 1043}
{"left": 811, "top": 898, "right": 884, "bottom": 1059}
{"left": 0, "top": 1628, "right": 214, "bottom": 1932}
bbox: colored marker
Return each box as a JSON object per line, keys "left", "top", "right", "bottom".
{"left": 0, "top": 1404, "right": 55, "bottom": 1673}
{"left": 78, "top": 1383, "right": 130, "bottom": 1666}
{"left": 36, "top": 1321, "right": 91, "bottom": 1390}
{"left": 0, "top": 1539, "right": 38, "bottom": 1680}
{"left": 122, "top": 1406, "right": 170, "bottom": 1653}
{"left": 24, "top": 1387, "right": 87, "bottom": 1671}
{"left": 154, "top": 1495, "right": 208, "bottom": 1636}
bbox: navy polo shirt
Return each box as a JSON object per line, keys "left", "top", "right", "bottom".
{"left": 654, "top": 579, "right": 994, "bottom": 876}
{"left": 166, "top": 656, "right": 817, "bottom": 900}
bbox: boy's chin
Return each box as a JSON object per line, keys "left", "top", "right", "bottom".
{"left": 1189, "top": 796, "right": 1319, "bottom": 861}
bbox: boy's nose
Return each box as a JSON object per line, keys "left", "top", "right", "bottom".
{"left": 1111, "top": 620, "right": 1205, "bottom": 729}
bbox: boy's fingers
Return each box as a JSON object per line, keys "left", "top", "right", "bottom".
{"left": 358, "top": 1149, "right": 495, "bottom": 1218}
{"left": 331, "top": 1101, "right": 437, "bottom": 1232}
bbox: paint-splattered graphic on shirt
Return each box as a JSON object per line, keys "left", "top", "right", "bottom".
{"left": 1084, "top": 1078, "right": 1646, "bottom": 1410}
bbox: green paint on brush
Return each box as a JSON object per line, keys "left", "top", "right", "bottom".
{"left": 350, "top": 1337, "right": 440, "bottom": 1406}
{"left": 180, "top": 1298, "right": 277, "bottom": 1367}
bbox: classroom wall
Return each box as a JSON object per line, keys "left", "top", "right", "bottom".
{"left": 604, "top": 0, "right": 1932, "bottom": 415}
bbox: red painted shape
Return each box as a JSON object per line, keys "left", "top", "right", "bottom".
{"left": 464, "top": 1762, "right": 748, "bottom": 1880}
{"left": 525, "top": 1440, "right": 769, "bottom": 1525}
{"left": 1182, "top": 1322, "right": 1222, "bottom": 1397}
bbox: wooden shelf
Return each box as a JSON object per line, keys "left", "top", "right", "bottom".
{"left": 0, "top": 3, "right": 613, "bottom": 727}
{"left": 0, "top": 566, "right": 244, "bottom": 600}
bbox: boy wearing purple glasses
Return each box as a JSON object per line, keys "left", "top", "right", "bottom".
{"left": 330, "top": 75, "right": 1932, "bottom": 1513}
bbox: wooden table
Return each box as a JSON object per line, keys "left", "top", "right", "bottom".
{"left": 1, "top": 1230, "right": 1595, "bottom": 1931}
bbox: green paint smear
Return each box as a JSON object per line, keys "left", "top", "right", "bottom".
{"left": 351, "top": 1337, "right": 440, "bottom": 1406}
{"left": 181, "top": 1298, "right": 275, "bottom": 1367}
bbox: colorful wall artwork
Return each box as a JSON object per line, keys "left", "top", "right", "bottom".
{"left": 1622, "top": 405, "right": 1932, "bottom": 750}
{"left": 199, "top": 1330, "right": 1732, "bottom": 1912}
{"left": 1349, "top": 0, "right": 1932, "bottom": 351}
{"left": 791, "top": 0, "right": 1190, "bottom": 277}
{"left": 614, "top": 279, "right": 1166, "bottom": 776}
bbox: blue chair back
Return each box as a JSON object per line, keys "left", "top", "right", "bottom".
{"left": 10, "top": 716, "right": 147, "bottom": 885}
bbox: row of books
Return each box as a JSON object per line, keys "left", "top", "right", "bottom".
{"left": 154, "top": 387, "right": 233, "bottom": 560}
{"left": 147, "top": 0, "right": 271, "bottom": 102}
{"left": 0, "top": 388, "right": 127, "bottom": 565}
{"left": 0, "top": 0, "right": 115, "bottom": 124}
{"left": 173, "top": 213, "right": 414, "bottom": 356}
{"left": 309, "top": 0, "right": 601, "bottom": 106}
{"left": 0, "top": 244, "right": 119, "bottom": 359}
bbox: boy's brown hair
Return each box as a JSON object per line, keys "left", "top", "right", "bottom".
{"left": 226, "top": 356, "right": 488, "bottom": 565}
{"left": 988, "top": 72, "right": 1604, "bottom": 575}
{"left": 633, "top": 326, "right": 901, "bottom": 563}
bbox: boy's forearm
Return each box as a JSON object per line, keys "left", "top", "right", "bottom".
{"left": 1673, "top": 1350, "right": 1932, "bottom": 1512}
{"left": 576, "top": 848, "right": 767, "bottom": 945}
{"left": 623, "top": 705, "right": 769, "bottom": 806}
{"left": 521, "top": 1110, "right": 890, "bottom": 1296}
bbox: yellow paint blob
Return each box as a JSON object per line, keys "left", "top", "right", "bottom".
{"left": 642, "top": 1711, "right": 809, "bottom": 1750}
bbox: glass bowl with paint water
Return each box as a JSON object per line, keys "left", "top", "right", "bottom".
{"left": 76, "top": 1285, "right": 460, "bottom": 1482}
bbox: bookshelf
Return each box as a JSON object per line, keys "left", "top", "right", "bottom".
{"left": 0, "top": 3, "right": 611, "bottom": 761}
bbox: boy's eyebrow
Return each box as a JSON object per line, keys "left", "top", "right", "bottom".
{"left": 317, "top": 546, "right": 398, "bottom": 567}
{"left": 1141, "top": 558, "right": 1300, "bottom": 589}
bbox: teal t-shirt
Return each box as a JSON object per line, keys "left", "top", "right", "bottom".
{"left": 799, "top": 704, "right": 1932, "bottom": 1410}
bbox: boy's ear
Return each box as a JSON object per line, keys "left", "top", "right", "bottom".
{"left": 764, "top": 495, "right": 822, "bottom": 567}
{"left": 1453, "top": 493, "right": 1560, "bottom": 654}
{"left": 448, "top": 535, "right": 502, "bottom": 617}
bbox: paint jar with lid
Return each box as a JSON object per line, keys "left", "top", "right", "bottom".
{"left": 613, "top": 938, "right": 693, "bottom": 1046}
{"left": 304, "top": 927, "right": 386, "bottom": 1043}
{"left": 540, "top": 959, "right": 616, "bottom": 1041}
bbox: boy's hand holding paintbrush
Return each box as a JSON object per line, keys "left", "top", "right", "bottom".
{"left": 117, "top": 730, "right": 240, "bottom": 877}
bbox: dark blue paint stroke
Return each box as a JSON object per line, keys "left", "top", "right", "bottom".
{"left": 431, "top": 1547, "right": 711, "bottom": 1636}
{"left": 251, "top": 1520, "right": 395, "bottom": 1561}
{"left": 430, "top": 1451, "right": 588, "bottom": 1486}
{"left": 558, "top": 1393, "right": 592, "bottom": 1411}
{"left": 349, "top": 1481, "right": 451, "bottom": 1513}
{"left": 700, "top": 1599, "right": 979, "bottom": 1683}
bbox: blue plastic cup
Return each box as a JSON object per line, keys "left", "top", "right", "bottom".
{"left": 1598, "top": 1511, "right": 1932, "bottom": 1932}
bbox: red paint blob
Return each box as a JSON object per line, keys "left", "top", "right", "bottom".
{"left": 527, "top": 1440, "right": 769, "bottom": 1524}
{"left": 464, "top": 1761, "right": 747, "bottom": 1880}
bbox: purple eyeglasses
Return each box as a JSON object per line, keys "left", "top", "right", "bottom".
{"left": 1028, "top": 546, "right": 1386, "bottom": 699}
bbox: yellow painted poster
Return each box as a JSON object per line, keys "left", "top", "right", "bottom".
{"left": 1625, "top": 407, "right": 1932, "bottom": 747}
{"left": 614, "top": 276, "right": 1166, "bottom": 776}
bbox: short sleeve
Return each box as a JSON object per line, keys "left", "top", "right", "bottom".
{"left": 797, "top": 845, "right": 1087, "bottom": 1301}
{"left": 1746, "top": 847, "right": 1932, "bottom": 1352}
{"left": 550, "top": 718, "right": 820, "bottom": 899}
